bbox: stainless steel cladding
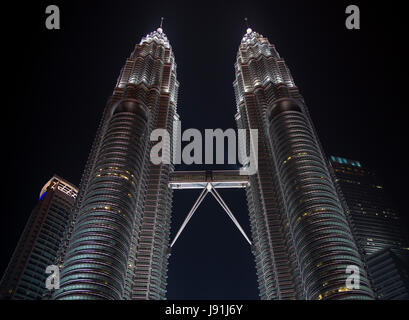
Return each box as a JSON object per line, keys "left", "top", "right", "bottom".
{"left": 54, "top": 28, "right": 179, "bottom": 300}
{"left": 234, "top": 29, "right": 374, "bottom": 300}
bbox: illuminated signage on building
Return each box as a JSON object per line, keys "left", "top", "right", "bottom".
{"left": 39, "top": 176, "right": 78, "bottom": 201}
{"left": 330, "top": 155, "right": 361, "bottom": 167}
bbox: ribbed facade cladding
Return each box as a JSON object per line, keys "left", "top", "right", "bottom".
{"left": 0, "top": 176, "right": 77, "bottom": 300}
{"left": 234, "top": 29, "right": 373, "bottom": 299}
{"left": 234, "top": 31, "right": 302, "bottom": 300}
{"left": 55, "top": 103, "right": 150, "bottom": 300}
{"left": 236, "top": 98, "right": 301, "bottom": 300}
{"left": 131, "top": 102, "right": 176, "bottom": 300}
{"left": 53, "top": 28, "right": 179, "bottom": 300}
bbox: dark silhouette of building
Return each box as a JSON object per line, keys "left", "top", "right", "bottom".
{"left": 366, "top": 248, "right": 409, "bottom": 299}
{"left": 329, "top": 156, "right": 409, "bottom": 299}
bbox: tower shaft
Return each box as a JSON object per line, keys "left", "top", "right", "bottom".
{"left": 234, "top": 29, "right": 374, "bottom": 299}
{"left": 54, "top": 29, "right": 178, "bottom": 300}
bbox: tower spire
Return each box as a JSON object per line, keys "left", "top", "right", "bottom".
{"left": 244, "top": 17, "right": 252, "bottom": 34}
{"left": 157, "top": 17, "right": 164, "bottom": 33}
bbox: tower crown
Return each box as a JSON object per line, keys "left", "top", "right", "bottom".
{"left": 140, "top": 17, "right": 170, "bottom": 48}
{"left": 140, "top": 29, "right": 170, "bottom": 48}
{"left": 241, "top": 29, "right": 268, "bottom": 47}
{"left": 242, "top": 18, "right": 262, "bottom": 45}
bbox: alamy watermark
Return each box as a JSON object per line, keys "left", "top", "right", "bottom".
{"left": 45, "top": 5, "right": 60, "bottom": 30}
{"left": 45, "top": 265, "right": 60, "bottom": 290}
{"left": 345, "top": 5, "right": 360, "bottom": 30}
{"left": 45, "top": 264, "right": 361, "bottom": 292}
{"left": 345, "top": 265, "right": 360, "bottom": 289}
{"left": 150, "top": 120, "right": 259, "bottom": 175}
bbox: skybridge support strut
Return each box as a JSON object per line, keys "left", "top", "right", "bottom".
{"left": 208, "top": 185, "right": 252, "bottom": 246}
{"left": 169, "top": 183, "right": 252, "bottom": 249}
{"left": 170, "top": 186, "right": 208, "bottom": 248}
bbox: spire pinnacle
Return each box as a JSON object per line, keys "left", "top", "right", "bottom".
{"left": 157, "top": 17, "right": 164, "bottom": 33}
{"left": 244, "top": 17, "right": 252, "bottom": 34}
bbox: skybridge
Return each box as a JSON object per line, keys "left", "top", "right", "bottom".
{"left": 169, "top": 170, "right": 252, "bottom": 249}
{"left": 169, "top": 170, "right": 250, "bottom": 189}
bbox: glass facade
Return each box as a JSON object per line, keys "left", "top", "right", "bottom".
{"left": 366, "top": 248, "right": 409, "bottom": 299}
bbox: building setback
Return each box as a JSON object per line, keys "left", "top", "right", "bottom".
{"left": 0, "top": 176, "right": 77, "bottom": 299}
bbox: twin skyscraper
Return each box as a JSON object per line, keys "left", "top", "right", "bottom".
{"left": 53, "top": 25, "right": 374, "bottom": 300}
{"left": 3, "top": 25, "right": 387, "bottom": 300}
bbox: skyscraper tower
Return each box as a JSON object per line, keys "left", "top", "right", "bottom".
{"left": 0, "top": 176, "right": 77, "bottom": 300}
{"left": 233, "top": 27, "right": 374, "bottom": 299}
{"left": 53, "top": 25, "right": 179, "bottom": 300}
{"left": 329, "top": 156, "right": 409, "bottom": 299}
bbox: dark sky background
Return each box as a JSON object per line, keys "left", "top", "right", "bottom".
{"left": 0, "top": 0, "right": 408, "bottom": 300}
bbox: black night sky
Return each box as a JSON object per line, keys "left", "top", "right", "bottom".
{"left": 1, "top": 0, "right": 408, "bottom": 300}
